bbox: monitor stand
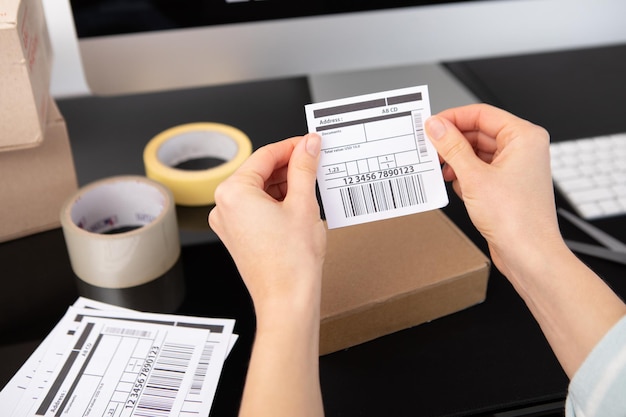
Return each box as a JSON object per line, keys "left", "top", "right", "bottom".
{"left": 308, "top": 62, "right": 478, "bottom": 113}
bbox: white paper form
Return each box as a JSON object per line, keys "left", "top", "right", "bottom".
{"left": 3, "top": 299, "right": 237, "bottom": 417}
{"left": 305, "top": 85, "right": 448, "bottom": 229}
{"left": 12, "top": 311, "right": 209, "bottom": 417}
{"left": 0, "top": 299, "right": 136, "bottom": 416}
{"left": 71, "top": 297, "right": 239, "bottom": 416}
{"left": 1, "top": 320, "right": 70, "bottom": 416}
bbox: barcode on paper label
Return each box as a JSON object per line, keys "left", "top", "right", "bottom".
{"left": 305, "top": 85, "right": 448, "bottom": 229}
{"left": 132, "top": 342, "right": 195, "bottom": 417}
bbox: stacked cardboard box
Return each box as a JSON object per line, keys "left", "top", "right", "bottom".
{"left": 0, "top": 0, "right": 78, "bottom": 242}
{"left": 1, "top": 0, "right": 52, "bottom": 150}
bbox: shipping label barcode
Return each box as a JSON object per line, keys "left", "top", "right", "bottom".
{"left": 339, "top": 173, "right": 427, "bottom": 218}
{"left": 190, "top": 343, "right": 214, "bottom": 395}
{"left": 104, "top": 327, "right": 152, "bottom": 338}
{"left": 413, "top": 112, "right": 429, "bottom": 158}
{"left": 132, "top": 342, "right": 195, "bottom": 417}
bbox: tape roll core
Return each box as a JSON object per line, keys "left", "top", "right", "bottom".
{"left": 68, "top": 180, "right": 166, "bottom": 233}
{"left": 60, "top": 176, "right": 181, "bottom": 289}
{"left": 144, "top": 123, "right": 252, "bottom": 206}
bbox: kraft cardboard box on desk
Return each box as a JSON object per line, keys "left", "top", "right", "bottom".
{"left": 0, "top": 0, "right": 53, "bottom": 151}
{"left": 0, "top": 99, "right": 79, "bottom": 243}
{"left": 320, "top": 210, "right": 490, "bottom": 355}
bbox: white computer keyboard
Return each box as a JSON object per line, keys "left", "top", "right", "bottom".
{"left": 550, "top": 133, "right": 626, "bottom": 220}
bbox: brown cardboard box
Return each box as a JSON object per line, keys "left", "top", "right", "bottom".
{"left": 0, "top": 0, "right": 53, "bottom": 151}
{"left": 320, "top": 210, "right": 490, "bottom": 355}
{"left": 0, "top": 99, "right": 78, "bottom": 242}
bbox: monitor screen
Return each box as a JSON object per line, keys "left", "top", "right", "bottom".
{"left": 71, "top": 0, "right": 477, "bottom": 38}
{"left": 51, "top": 0, "right": 626, "bottom": 97}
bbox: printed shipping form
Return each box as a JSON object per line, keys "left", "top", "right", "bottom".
{"left": 305, "top": 85, "right": 448, "bottom": 229}
{"left": 1, "top": 298, "right": 237, "bottom": 417}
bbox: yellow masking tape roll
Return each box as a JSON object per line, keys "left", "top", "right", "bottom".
{"left": 143, "top": 122, "right": 253, "bottom": 206}
{"left": 60, "top": 175, "right": 181, "bottom": 289}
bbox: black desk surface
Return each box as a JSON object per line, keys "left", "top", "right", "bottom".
{"left": 2, "top": 44, "right": 626, "bottom": 417}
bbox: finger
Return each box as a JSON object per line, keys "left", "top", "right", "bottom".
{"left": 425, "top": 115, "right": 483, "bottom": 180}
{"left": 212, "top": 137, "right": 302, "bottom": 213}
{"left": 451, "top": 179, "right": 463, "bottom": 200}
{"left": 233, "top": 137, "right": 302, "bottom": 188}
{"left": 265, "top": 182, "right": 288, "bottom": 201}
{"left": 436, "top": 103, "right": 522, "bottom": 140}
{"left": 207, "top": 205, "right": 222, "bottom": 234}
{"left": 285, "top": 133, "right": 322, "bottom": 204}
{"left": 441, "top": 163, "right": 457, "bottom": 182}
{"left": 264, "top": 165, "right": 289, "bottom": 190}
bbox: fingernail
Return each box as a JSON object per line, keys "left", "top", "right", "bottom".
{"left": 426, "top": 117, "right": 446, "bottom": 141}
{"left": 306, "top": 133, "right": 321, "bottom": 157}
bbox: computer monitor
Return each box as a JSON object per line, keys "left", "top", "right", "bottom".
{"left": 45, "top": 0, "right": 626, "bottom": 98}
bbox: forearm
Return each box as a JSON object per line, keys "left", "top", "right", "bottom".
{"left": 238, "top": 276, "right": 324, "bottom": 417}
{"left": 503, "top": 239, "right": 626, "bottom": 379}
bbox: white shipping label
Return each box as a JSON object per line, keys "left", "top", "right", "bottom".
{"left": 305, "top": 85, "right": 448, "bottom": 229}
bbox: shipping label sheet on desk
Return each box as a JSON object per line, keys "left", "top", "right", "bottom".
{"left": 305, "top": 85, "right": 448, "bottom": 229}
{"left": 2, "top": 298, "right": 237, "bottom": 417}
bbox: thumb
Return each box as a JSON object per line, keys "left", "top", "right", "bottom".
{"left": 285, "top": 133, "right": 322, "bottom": 202}
{"left": 425, "top": 115, "right": 481, "bottom": 179}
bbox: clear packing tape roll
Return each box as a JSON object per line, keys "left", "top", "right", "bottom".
{"left": 60, "top": 176, "right": 181, "bottom": 289}
{"left": 143, "top": 122, "right": 253, "bottom": 206}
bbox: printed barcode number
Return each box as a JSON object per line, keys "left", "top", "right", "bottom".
{"left": 132, "top": 342, "right": 195, "bottom": 417}
{"left": 340, "top": 173, "right": 427, "bottom": 218}
{"left": 413, "top": 113, "right": 429, "bottom": 158}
